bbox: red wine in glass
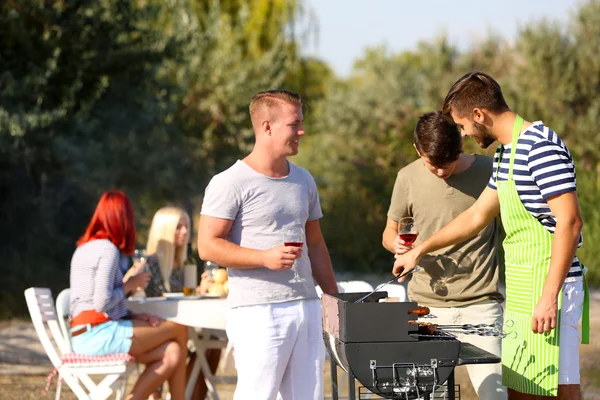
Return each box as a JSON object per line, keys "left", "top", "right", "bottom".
{"left": 399, "top": 233, "right": 418, "bottom": 246}
{"left": 398, "top": 217, "right": 418, "bottom": 247}
{"left": 284, "top": 241, "right": 303, "bottom": 247}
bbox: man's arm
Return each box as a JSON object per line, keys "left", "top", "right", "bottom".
{"left": 197, "top": 215, "right": 300, "bottom": 270}
{"left": 532, "top": 191, "right": 583, "bottom": 334}
{"left": 393, "top": 186, "right": 500, "bottom": 279}
{"left": 305, "top": 219, "right": 338, "bottom": 294}
{"left": 384, "top": 171, "right": 409, "bottom": 254}
{"left": 382, "top": 219, "right": 399, "bottom": 254}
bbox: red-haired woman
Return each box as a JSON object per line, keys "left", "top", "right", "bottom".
{"left": 69, "top": 190, "right": 188, "bottom": 400}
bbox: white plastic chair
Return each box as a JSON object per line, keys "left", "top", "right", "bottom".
{"left": 336, "top": 280, "right": 374, "bottom": 294}
{"left": 25, "top": 287, "right": 136, "bottom": 400}
{"left": 315, "top": 280, "right": 375, "bottom": 298}
{"left": 55, "top": 289, "right": 72, "bottom": 353}
{"left": 380, "top": 283, "right": 407, "bottom": 302}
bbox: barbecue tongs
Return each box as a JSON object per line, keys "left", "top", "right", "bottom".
{"left": 354, "top": 267, "right": 421, "bottom": 303}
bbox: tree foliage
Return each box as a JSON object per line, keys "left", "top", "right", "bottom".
{"left": 295, "top": 1, "right": 600, "bottom": 279}
{"left": 1, "top": 0, "right": 599, "bottom": 318}
{"left": 0, "top": 0, "right": 307, "bottom": 318}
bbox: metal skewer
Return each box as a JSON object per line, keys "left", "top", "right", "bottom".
{"left": 354, "top": 267, "right": 421, "bottom": 303}
{"left": 435, "top": 329, "right": 506, "bottom": 337}
{"left": 435, "top": 323, "right": 492, "bottom": 330}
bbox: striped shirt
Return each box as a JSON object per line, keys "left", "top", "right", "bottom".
{"left": 69, "top": 239, "right": 129, "bottom": 320}
{"left": 487, "top": 121, "right": 583, "bottom": 282}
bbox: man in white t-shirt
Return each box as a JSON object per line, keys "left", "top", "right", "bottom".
{"left": 198, "top": 89, "right": 338, "bottom": 400}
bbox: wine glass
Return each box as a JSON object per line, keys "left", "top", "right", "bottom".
{"left": 283, "top": 227, "right": 305, "bottom": 283}
{"left": 132, "top": 249, "right": 148, "bottom": 269}
{"left": 203, "top": 261, "right": 219, "bottom": 279}
{"left": 398, "top": 217, "right": 419, "bottom": 246}
{"left": 130, "top": 249, "right": 148, "bottom": 299}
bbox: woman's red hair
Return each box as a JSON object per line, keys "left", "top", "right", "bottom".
{"left": 77, "top": 190, "right": 136, "bottom": 256}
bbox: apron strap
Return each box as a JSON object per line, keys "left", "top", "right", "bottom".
{"left": 508, "top": 115, "right": 524, "bottom": 180}
{"left": 581, "top": 272, "right": 590, "bottom": 344}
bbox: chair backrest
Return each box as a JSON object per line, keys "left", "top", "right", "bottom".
{"left": 337, "top": 280, "right": 374, "bottom": 293}
{"left": 56, "top": 288, "right": 72, "bottom": 353}
{"left": 380, "top": 283, "right": 407, "bottom": 302}
{"left": 24, "top": 287, "right": 71, "bottom": 367}
{"left": 315, "top": 280, "right": 376, "bottom": 298}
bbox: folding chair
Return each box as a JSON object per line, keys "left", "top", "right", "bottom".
{"left": 55, "top": 289, "right": 72, "bottom": 353}
{"left": 188, "top": 328, "right": 237, "bottom": 400}
{"left": 25, "top": 287, "right": 136, "bottom": 400}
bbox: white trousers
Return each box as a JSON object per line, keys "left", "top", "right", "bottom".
{"left": 558, "top": 280, "right": 584, "bottom": 385}
{"left": 428, "top": 301, "right": 508, "bottom": 400}
{"left": 226, "top": 299, "right": 325, "bottom": 400}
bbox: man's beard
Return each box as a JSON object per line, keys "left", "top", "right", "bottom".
{"left": 473, "top": 121, "right": 496, "bottom": 149}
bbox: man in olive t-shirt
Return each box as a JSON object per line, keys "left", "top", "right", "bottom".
{"left": 382, "top": 111, "right": 506, "bottom": 400}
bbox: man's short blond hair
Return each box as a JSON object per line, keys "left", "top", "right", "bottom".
{"left": 249, "top": 90, "right": 303, "bottom": 121}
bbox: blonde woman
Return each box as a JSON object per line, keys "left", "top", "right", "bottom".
{"left": 144, "top": 207, "right": 192, "bottom": 297}
{"left": 144, "top": 207, "right": 190, "bottom": 400}
{"left": 145, "top": 206, "right": 218, "bottom": 400}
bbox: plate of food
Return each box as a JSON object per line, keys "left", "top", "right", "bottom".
{"left": 201, "top": 293, "right": 224, "bottom": 298}
{"left": 162, "top": 292, "right": 184, "bottom": 298}
{"left": 162, "top": 293, "right": 202, "bottom": 300}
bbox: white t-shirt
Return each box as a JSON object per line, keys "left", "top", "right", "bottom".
{"left": 201, "top": 160, "right": 322, "bottom": 308}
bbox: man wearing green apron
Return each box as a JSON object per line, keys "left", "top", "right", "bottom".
{"left": 392, "top": 71, "right": 589, "bottom": 400}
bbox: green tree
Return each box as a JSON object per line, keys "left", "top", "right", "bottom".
{"left": 0, "top": 0, "right": 194, "bottom": 317}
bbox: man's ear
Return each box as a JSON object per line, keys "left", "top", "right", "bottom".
{"left": 261, "top": 120, "right": 271, "bottom": 136}
{"left": 472, "top": 107, "right": 485, "bottom": 123}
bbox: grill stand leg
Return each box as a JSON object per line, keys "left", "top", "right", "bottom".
{"left": 348, "top": 372, "right": 356, "bottom": 400}
{"left": 447, "top": 369, "right": 456, "bottom": 400}
{"left": 330, "top": 359, "right": 339, "bottom": 400}
{"left": 348, "top": 371, "right": 355, "bottom": 400}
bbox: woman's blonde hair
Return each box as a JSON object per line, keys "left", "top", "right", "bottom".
{"left": 146, "top": 206, "right": 191, "bottom": 291}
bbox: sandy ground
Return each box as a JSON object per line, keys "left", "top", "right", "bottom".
{"left": 1, "top": 290, "right": 599, "bottom": 399}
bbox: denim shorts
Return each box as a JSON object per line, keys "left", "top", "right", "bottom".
{"left": 71, "top": 319, "right": 134, "bottom": 355}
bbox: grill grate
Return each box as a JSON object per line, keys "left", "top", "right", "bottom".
{"left": 358, "top": 384, "right": 461, "bottom": 400}
{"left": 413, "top": 331, "right": 457, "bottom": 340}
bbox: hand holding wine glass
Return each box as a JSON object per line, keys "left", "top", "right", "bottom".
{"left": 125, "top": 249, "right": 150, "bottom": 299}
{"left": 131, "top": 249, "right": 149, "bottom": 273}
{"left": 283, "top": 226, "right": 305, "bottom": 283}
{"left": 395, "top": 217, "right": 419, "bottom": 256}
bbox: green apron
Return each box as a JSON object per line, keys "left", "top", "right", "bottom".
{"left": 497, "top": 116, "right": 589, "bottom": 396}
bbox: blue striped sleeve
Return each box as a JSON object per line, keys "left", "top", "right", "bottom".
{"left": 487, "top": 147, "right": 501, "bottom": 190}
{"left": 528, "top": 141, "right": 576, "bottom": 200}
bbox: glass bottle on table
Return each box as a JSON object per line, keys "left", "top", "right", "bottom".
{"left": 183, "top": 242, "right": 198, "bottom": 296}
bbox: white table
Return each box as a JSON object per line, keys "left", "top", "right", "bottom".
{"left": 127, "top": 296, "right": 233, "bottom": 400}
{"left": 127, "top": 296, "right": 227, "bottom": 330}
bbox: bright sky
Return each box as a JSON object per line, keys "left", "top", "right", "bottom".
{"left": 303, "top": 0, "right": 579, "bottom": 77}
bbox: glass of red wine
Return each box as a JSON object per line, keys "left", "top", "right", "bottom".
{"left": 283, "top": 227, "right": 305, "bottom": 283}
{"left": 398, "top": 217, "right": 419, "bottom": 247}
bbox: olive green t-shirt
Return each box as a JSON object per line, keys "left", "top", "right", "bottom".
{"left": 387, "top": 155, "right": 503, "bottom": 307}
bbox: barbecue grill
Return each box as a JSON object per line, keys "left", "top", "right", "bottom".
{"left": 322, "top": 291, "right": 501, "bottom": 400}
